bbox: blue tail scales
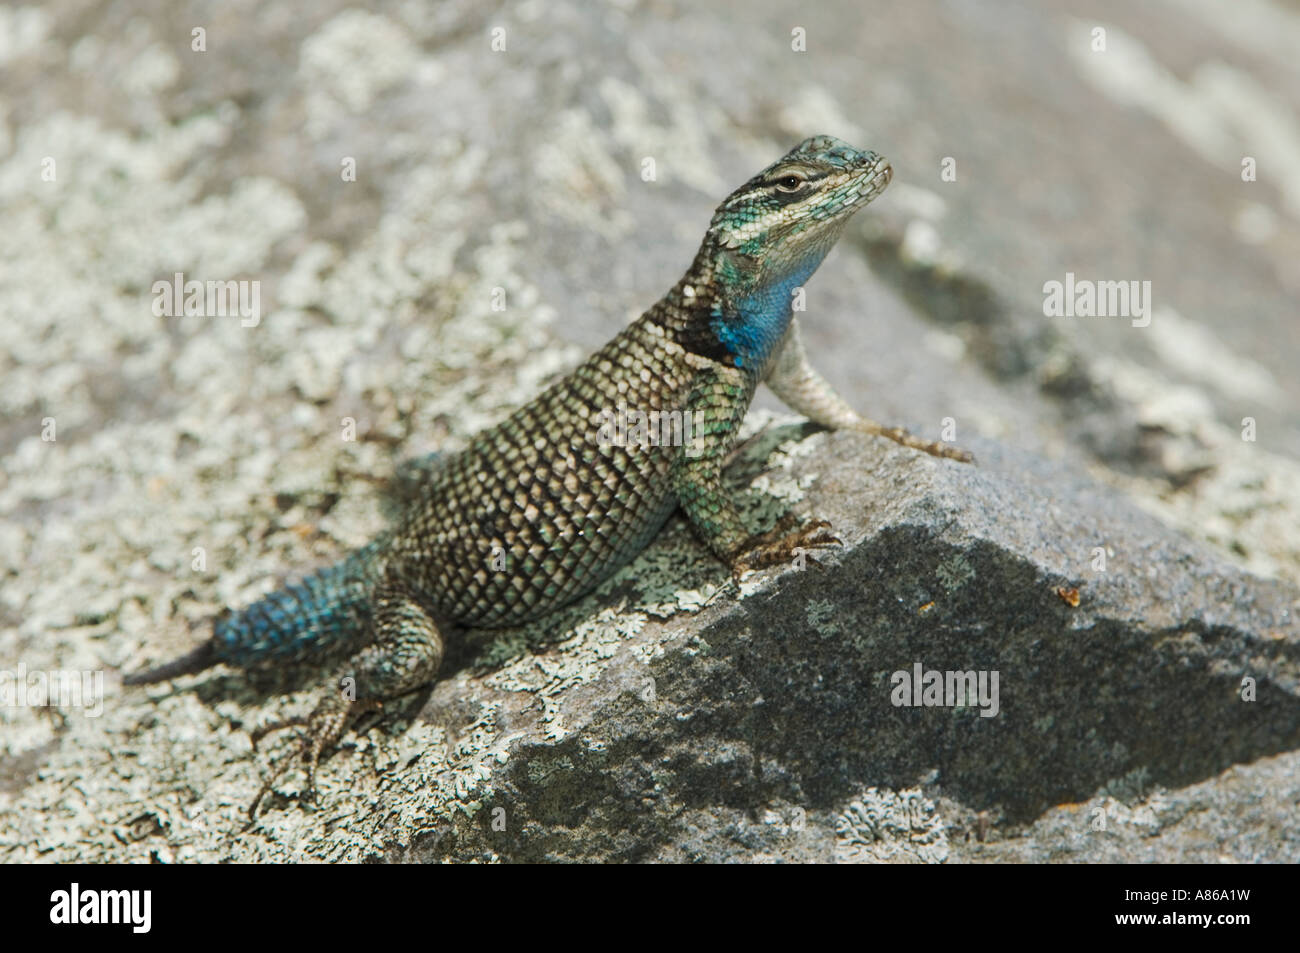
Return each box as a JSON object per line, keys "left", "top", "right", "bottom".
{"left": 124, "top": 536, "right": 390, "bottom": 684}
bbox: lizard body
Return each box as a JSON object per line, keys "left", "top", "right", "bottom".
{"left": 124, "top": 135, "right": 971, "bottom": 812}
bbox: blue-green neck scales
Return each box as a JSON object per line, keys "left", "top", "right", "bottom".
{"left": 125, "top": 137, "right": 910, "bottom": 813}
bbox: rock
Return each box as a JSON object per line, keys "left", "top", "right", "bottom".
{"left": 9, "top": 421, "right": 1298, "bottom": 862}
{"left": 370, "top": 428, "right": 1300, "bottom": 862}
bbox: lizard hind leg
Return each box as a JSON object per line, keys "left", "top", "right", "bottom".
{"left": 248, "top": 570, "right": 445, "bottom": 818}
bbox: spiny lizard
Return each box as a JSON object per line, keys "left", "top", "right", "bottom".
{"left": 124, "top": 135, "right": 972, "bottom": 815}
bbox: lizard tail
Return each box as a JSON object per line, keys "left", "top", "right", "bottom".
{"left": 122, "top": 641, "right": 217, "bottom": 685}
{"left": 122, "top": 535, "right": 391, "bottom": 685}
{"left": 209, "top": 535, "right": 391, "bottom": 669}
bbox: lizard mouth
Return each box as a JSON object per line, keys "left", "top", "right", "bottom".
{"left": 849, "top": 156, "right": 892, "bottom": 206}
{"left": 828, "top": 158, "right": 892, "bottom": 215}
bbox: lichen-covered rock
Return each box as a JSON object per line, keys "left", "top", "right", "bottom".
{"left": 9, "top": 416, "right": 1297, "bottom": 862}
{"left": 835, "top": 788, "right": 950, "bottom": 864}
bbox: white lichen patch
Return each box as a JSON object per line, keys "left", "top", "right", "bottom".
{"left": 935, "top": 551, "right": 976, "bottom": 592}
{"left": 532, "top": 66, "right": 730, "bottom": 239}
{"left": 834, "top": 787, "right": 950, "bottom": 864}
{"left": 805, "top": 598, "right": 843, "bottom": 639}
{"left": 483, "top": 605, "right": 652, "bottom": 738}
{"left": 620, "top": 537, "right": 727, "bottom": 619}
{"left": 597, "top": 76, "right": 727, "bottom": 196}
{"left": 299, "top": 11, "right": 420, "bottom": 134}
{"left": 1099, "top": 765, "right": 1154, "bottom": 806}
{"left": 1093, "top": 792, "right": 1170, "bottom": 835}
{"left": 0, "top": 5, "right": 50, "bottom": 66}
{"left": 120, "top": 43, "right": 180, "bottom": 99}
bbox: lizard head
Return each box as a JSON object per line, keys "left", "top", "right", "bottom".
{"left": 706, "top": 135, "right": 892, "bottom": 287}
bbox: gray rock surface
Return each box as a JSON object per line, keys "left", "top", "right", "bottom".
{"left": 1, "top": 0, "right": 1297, "bottom": 862}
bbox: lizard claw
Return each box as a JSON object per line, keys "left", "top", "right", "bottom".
{"left": 732, "top": 516, "right": 842, "bottom": 578}
{"left": 248, "top": 693, "right": 380, "bottom": 819}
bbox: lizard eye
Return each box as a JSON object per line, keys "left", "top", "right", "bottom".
{"left": 774, "top": 173, "right": 806, "bottom": 193}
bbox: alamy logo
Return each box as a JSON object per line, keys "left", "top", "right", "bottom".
{"left": 596, "top": 401, "right": 704, "bottom": 456}
{"left": 890, "top": 663, "right": 1000, "bottom": 718}
{"left": 0, "top": 663, "right": 102, "bottom": 717}
{"left": 49, "top": 883, "right": 151, "bottom": 933}
{"left": 1042, "top": 272, "right": 1151, "bottom": 327}
{"left": 151, "top": 271, "right": 261, "bottom": 327}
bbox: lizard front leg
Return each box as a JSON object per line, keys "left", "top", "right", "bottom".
{"left": 250, "top": 567, "right": 445, "bottom": 817}
{"left": 766, "top": 319, "right": 974, "bottom": 463}
{"left": 672, "top": 361, "right": 839, "bottom": 577}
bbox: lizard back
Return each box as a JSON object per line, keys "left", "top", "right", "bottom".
{"left": 393, "top": 312, "right": 707, "bottom": 627}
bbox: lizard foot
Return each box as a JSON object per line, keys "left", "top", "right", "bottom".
{"left": 732, "top": 514, "right": 841, "bottom": 578}
{"left": 248, "top": 693, "right": 381, "bottom": 819}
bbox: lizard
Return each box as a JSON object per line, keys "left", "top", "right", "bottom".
{"left": 123, "top": 135, "right": 973, "bottom": 816}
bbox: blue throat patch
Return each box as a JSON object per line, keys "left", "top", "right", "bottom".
{"left": 712, "top": 257, "right": 820, "bottom": 369}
